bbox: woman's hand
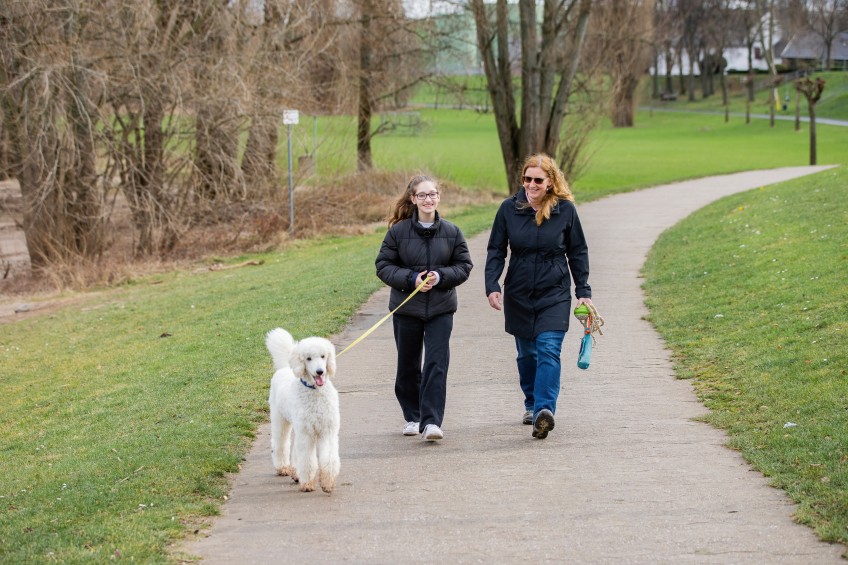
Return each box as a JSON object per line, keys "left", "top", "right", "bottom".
{"left": 487, "top": 292, "right": 502, "bottom": 311}
{"left": 576, "top": 296, "right": 593, "bottom": 307}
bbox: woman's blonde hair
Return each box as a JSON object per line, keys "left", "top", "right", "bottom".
{"left": 388, "top": 175, "right": 438, "bottom": 227}
{"left": 521, "top": 153, "right": 574, "bottom": 226}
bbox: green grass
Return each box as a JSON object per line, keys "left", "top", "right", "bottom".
{"left": 0, "top": 236, "right": 375, "bottom": 562}
{"left": 577, "top": 109, "right": 848, "bottom": 200}
{"left": 283, "top": 109, "right": 505, "bottom": 191}
{"left": 286, "top": 104, "right": 848, "bottom": 199}
{"left": 648, "top": 71, "right": 848, "bottom": 121}
{"left": 642, "top": 166, "right": 848, "bottom": 546}
{"left": 2, "top": 99, "right": 848, "bottom": 561}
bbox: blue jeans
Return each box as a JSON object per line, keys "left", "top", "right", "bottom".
{"left": 514, "top": 331, "right": 565, "bottom": 417}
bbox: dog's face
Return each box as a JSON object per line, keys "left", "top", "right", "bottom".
{"left": 290, "top": 337, "right": 336, "bottom": 387}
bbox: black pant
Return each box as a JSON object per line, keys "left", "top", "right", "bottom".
{"left": 392, "top": 312, "right": 453, "bottom": 431}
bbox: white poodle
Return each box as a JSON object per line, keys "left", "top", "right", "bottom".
{"left": 265, "top": 328, "right": 340, "bottom": 494}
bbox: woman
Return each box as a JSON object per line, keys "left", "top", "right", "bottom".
{"left": 484, "top": 154, "right": 593, "bottom": 440}
{"left": 375, "top": 175, "right": 473, "bottom": 441}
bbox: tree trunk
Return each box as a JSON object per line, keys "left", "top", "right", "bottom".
{"left": 664, "top": 47, "right": 674, "bottom": 93}
{"left": 195, "top": 102, "right": 244, "bottom": 201}
{"left": 611, "top": 75, "right": 638, "bottom": 128}
{"left": 242, "top": 114, "right": 279, "bottom": 198}
{"left": 124, "top": 101, "right": 166, "bottom": 257}
{"left": 65, "top": 38, "right": 105, "bottom": 259}
{"left": 8, "top": 117, "right": 55, "bottom": 269}
{"left": 809, "top": 106, "right": 817, "bottom": 165}
{"left": 687, "top": 56, "right": 696, "bottom": 102}
{"left": 745, "top": 88, "right": 751, "bottom": 124}
{"left": 651, "top": 49, "right": 660, "bottom": 99}
{"left": 2, "top": 5, "right": 106, "bottom": 268}
{"left": 471, "top": 0, "right": 520, "bottom": 191}
{"left": 356, "top": 0, "right": 374, "bottom": 172}
{"left": 796, "top": 77, "right": 825, "bottom": 166}
{"left": 769, "top": 87, "right": 775, "bottom": 127}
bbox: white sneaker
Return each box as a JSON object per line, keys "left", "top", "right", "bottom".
{"left": 403, "top": 421, "right": 419, "bottom": 436}
{"left": 422, "top": 424, "right": 444, "bottom": 441}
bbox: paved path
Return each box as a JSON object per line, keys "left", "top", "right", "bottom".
{"left": 641, "top": 106, "right": 848, "bottom": 127}
{"left": 184, "top": 166, "right": 845, "bottom": 564}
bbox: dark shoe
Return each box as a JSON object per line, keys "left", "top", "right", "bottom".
{"left": 532, "top": 409, "right": 555, "bottom": 439}
{"left": 522, "top": 410, "right": 533, "bottom": 425}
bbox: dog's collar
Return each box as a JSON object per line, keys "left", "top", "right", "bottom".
{"left": 300, "top": 378, "right": 316, "bottom": 390}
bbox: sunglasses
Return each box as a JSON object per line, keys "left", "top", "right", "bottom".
{"left": 523, "top": 176, "right": 547, "bottom": 185}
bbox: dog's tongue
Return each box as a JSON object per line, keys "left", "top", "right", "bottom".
{"left": 314, "top": 375, "right": 325, "bottom": 387}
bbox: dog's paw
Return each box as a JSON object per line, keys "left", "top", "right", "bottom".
{"left": 277, "top": 465, "right": 295, "bottom": 477}
{"left": 319, "top": 471, "right": 336, "bottom": 494}
{"left": 299, "top": 482, "right": 315, "bottom": 492}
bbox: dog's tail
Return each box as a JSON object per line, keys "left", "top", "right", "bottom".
{"left": 266, "top": 328, "right": 295, "bottom": 371}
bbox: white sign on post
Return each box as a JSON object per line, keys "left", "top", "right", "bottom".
{"left": 282, "top": 110, "right": 299, "bottom": 125}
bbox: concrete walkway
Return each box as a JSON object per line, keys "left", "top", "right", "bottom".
{"left": 184, "top": 166, "right": 845, "bottom": 564}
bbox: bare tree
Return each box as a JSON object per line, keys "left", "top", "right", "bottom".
{"left": 351, "top": 0, "right": 433, "bottom": 171}
{"left": 752, "top": 0, "right": 780, "bottom": 126}
{"left": 241, "top": 1, "right": 304, "bottom": 196}
{"left": 236, "top": 1, "right": 343, "bottom": 200}
{"left": 470, "top": 0, "right": 593, "bottom": 193}
{"left": 795, "top": 76, "right": 825, "bottom": 164}
{"left": 653, "top": 0, "right": 680, "bottom": 98}
{"left": 805, "top": 0, "right": 848, "bottom": 69}
{"left": 678, "top": 0, "right": 705, "bottom": 102}
{"left": 0, "top": 2, "right": 107, "bottom": 268}
{"left": 591, "top": 0, "right": 655, "bottom": 128}
{"left": 706, "top": 0, "right": 738, "bottom": 115}
{"left": 100, "top": 0, "right": 216, "bottom": 255}
{"left": 192, "top": 3, "right": 246, "bottom": 203}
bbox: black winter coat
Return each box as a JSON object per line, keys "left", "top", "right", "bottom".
{"left": 484, "top": 188, "right": 591, "bottom": 338}
{"left": 376, "top": 210, "right": 473, "bottom": 320}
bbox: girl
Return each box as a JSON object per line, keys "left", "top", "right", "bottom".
{"left": 375, "top": 175, "right": 473, "bottom": 441}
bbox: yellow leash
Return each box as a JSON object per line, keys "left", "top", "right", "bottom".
{"left": 337, "top": 275, "right": 431, "bottom": 357}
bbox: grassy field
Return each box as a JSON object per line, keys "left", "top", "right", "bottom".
{"left": 290, "top": 101, "right": 848, "bottom": 199}
{"left": 649, "top": 71, "right": 848, "bottom": 121}
{"left": 642, "top": 165, "right": 848, "bottom": 546}
{"left": 1, "top": 84, "right": 847, "bottom": 561}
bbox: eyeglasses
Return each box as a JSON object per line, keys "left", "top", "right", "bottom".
{"left": 523, "top": 176, "right": 547, "bottom": 185}
{"left": 414, "top": 192, "right": 440, "bottom": 201}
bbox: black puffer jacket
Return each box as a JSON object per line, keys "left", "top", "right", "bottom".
{"left": 376, "top": 210, "right": 473, "bottom": 320}
{"left": 484, "top": 188, "right": 591, "bottom": 338}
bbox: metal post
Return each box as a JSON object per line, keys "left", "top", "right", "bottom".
{"left": 287, "top": 123, "right": 294, "bottom": 238}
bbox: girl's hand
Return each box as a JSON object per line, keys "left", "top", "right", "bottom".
{"left": 416, "top": 271, "right": 434, "bottom": 293}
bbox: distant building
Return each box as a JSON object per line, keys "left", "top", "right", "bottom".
{"left": 652, "top": 10, "right": 784, "bottom": 76}
{"left": 780, "top": 31, "right": 848, "bottom": 70}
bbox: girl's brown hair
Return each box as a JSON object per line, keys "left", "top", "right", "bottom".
{"left": 387, "top": 175, "right": 438, "bottom": 227}
{"left": 521, "top": 153, "right": 574, "bottom": 226}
